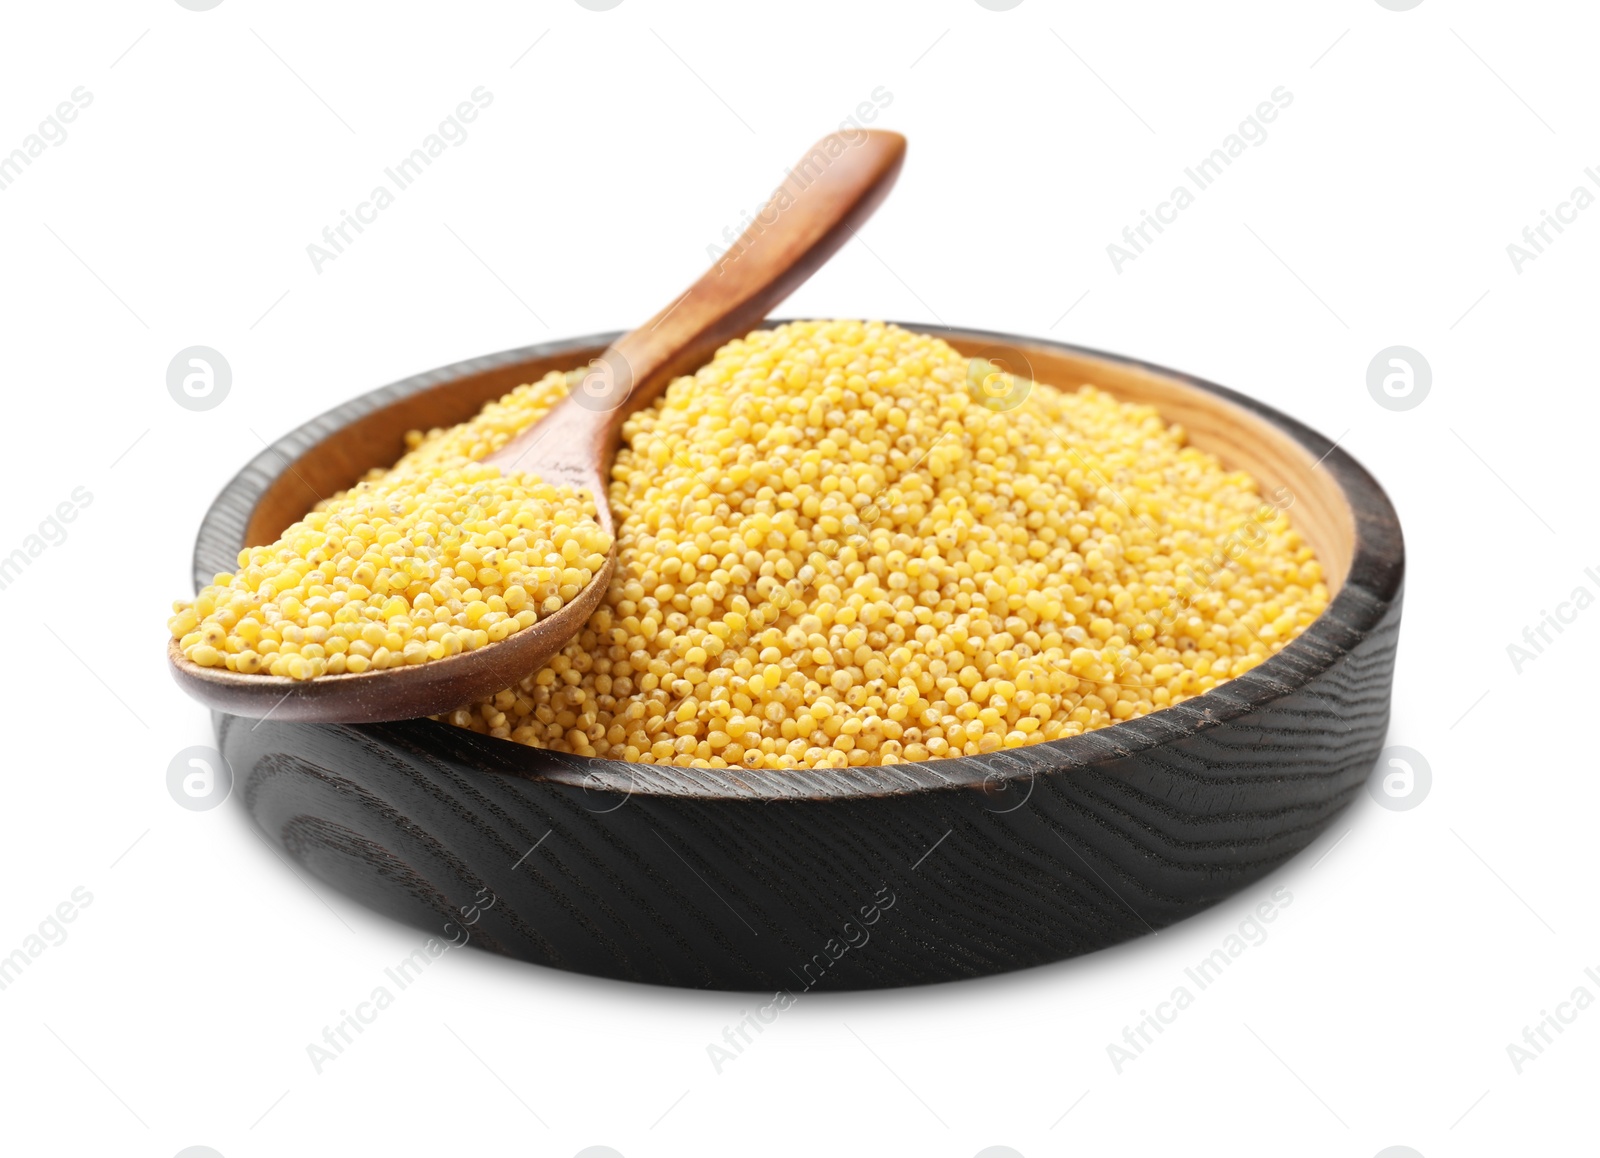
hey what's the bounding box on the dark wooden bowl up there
[199,324,1403,991]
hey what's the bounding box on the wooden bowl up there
[200,325,1403,991]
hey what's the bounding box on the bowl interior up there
[243,346,588,550]
[242,327,1353,599]
[1006,343,1353,591]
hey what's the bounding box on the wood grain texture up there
[199,325,1404,991]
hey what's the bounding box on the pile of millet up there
[435,320,1328,768]
[169,458,612,680]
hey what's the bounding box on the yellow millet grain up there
[332,369,581,495]
[169,461,612,680]
[442,320,1329,769]
[393,370,580,472]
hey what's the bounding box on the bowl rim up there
[197,321,1404,802]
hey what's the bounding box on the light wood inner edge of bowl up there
[244,349,598,550]
[244,335,1353,597]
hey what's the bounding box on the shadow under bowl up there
[197,323,1404,991]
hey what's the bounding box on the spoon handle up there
[488,129,907,492]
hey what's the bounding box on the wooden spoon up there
[169,129,908,722]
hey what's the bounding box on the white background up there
[0,1,1592,1155]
